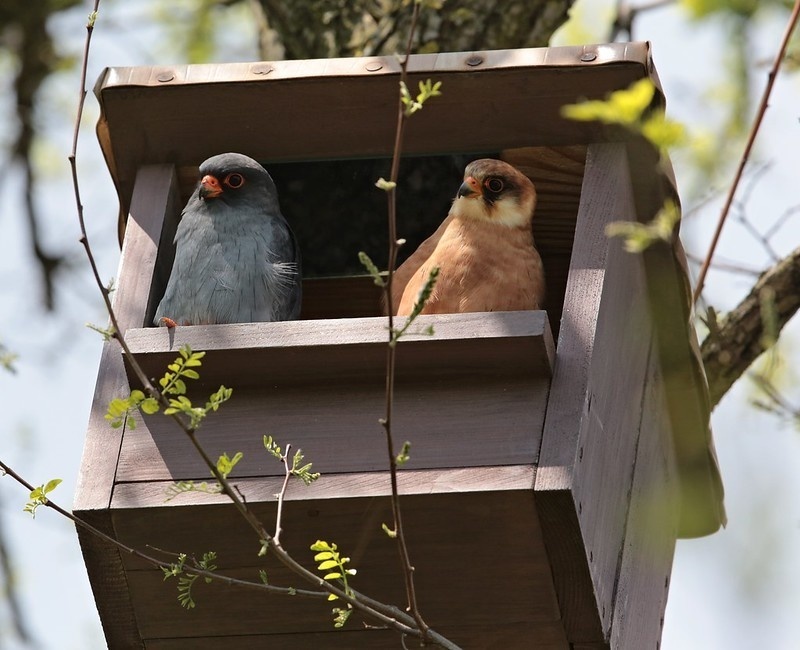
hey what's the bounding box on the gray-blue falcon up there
[154,153,301,326]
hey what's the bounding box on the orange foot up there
[159,317,178,328]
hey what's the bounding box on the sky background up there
[1,1,799,648]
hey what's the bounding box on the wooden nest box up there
[75,42,725,649]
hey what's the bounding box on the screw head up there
[465,54,483,67]
[580,52,597,62]
[365,61,383,72]
[156,71,174,83]
[251,64,273,75]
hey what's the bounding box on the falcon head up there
[196,152,279,210]
[454,159,536,227]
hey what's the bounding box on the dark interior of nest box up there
[147,146,586,337]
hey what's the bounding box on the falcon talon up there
[160,317,178,329]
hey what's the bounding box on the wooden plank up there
[502,146,586,338]
[574,233,651,637]
[75,511,143,649]
[111,490,563,642]
[74,165,178,512]
[95,44,658,217]
[144,622,569,650]
[126,311,554,372]
[536,490,605,644]
[74,165,181,650]
[610,339,678,650]
[113,164,181,332]
[114,373,549,482]
[535,142,651,643]
[111,465,536,510]
[537,143,631,485]
[123,310,554,385]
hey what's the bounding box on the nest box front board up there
[75,42,723,649]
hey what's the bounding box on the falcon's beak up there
[199,174,223,199]
[457,175,482,199]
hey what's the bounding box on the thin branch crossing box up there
[76,42,724,649]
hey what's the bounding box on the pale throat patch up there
[453,194,532,228]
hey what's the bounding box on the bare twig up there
[0,458,325,601]
[692,0,800,304]
[379,1,431,640]
[274,444,293,546]
[685,252,762,277]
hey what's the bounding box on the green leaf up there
[358,251,386,287]
[381,523,397,538]
[317,560,339,571]
[264,435,282,459]
[391,265,440,344]
[85,322,116,341]
[605,200,680,252]
[141,397,160,415]
[216,451,243,478]
[323,572,342,580]
[43,478,62,494]
[641,113,686,150]
[106,398,127,418]
[314,551,334,561]
[396,441,411,466]
[24,478,62,518]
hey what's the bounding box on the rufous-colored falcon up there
[391,158,545,315]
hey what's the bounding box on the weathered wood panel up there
[111,490,565,647]
[572,167,651,636]
[114,165,181,332]
[144,622,569,650]
[536,142,645,643]
[95,44,656,217]
[75,510,143,650]
[114,311,553,484]
[609,339,678,650]
[111,465,536,512]
[74,165,180,650]
[114,374,548,482]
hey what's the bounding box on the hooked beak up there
[457,175,482,199]
[199,174,223,199]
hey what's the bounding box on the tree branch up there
[692,0,800,304]
[701,245,800,408]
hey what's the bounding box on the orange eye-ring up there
[224,173,245,189]
[485,177,504,193]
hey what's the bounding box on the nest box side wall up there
[535,142,680,646]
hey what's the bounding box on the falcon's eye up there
[485,177,504,193]
[224,173,245,189]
